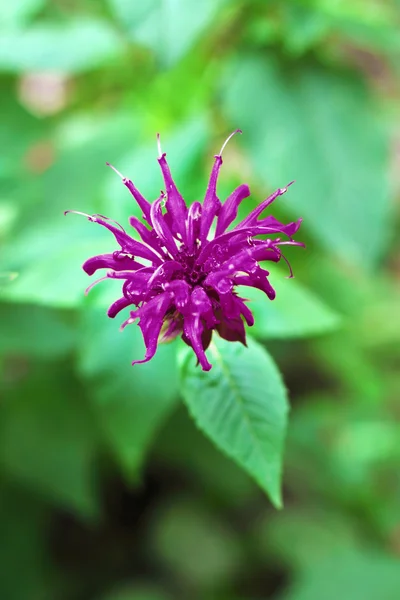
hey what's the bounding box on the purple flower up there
[66,131,303,371]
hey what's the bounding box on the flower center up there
[176,245,205,286]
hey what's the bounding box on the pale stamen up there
[219,129,242,156]
[275,240,306,248]
[64,210,93,220]
[92,214,127,234]
[84,275,109,295]
[106,162,125,179]
[156,133,162,158]
[280,180,295,194]
[120,315,136,331]
[278,251,294,278]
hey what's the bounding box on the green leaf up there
[242,273,341,339]
[107,0,226,66]
[179,336,289,507]
[0,20,122,73]
[223,56,390,268]
[0,367,100,519]
[78,310,179,479]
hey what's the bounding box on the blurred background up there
[1,0,400,599]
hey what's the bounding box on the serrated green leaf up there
[223,56,390,268]
[0,20,122,73]
[179,336,289,507]
[242,273,341,339]
[78,310,179,479]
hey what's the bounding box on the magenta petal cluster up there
[66,131,303,371]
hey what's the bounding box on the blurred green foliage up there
[1,0,400,598]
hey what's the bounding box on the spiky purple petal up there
[66,132,304,370]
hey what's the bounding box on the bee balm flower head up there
[65,131,303,371]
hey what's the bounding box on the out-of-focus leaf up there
[223,56,390,268]
[280,4,330,55]
[0,116,207,309]
[0,229,112,308]
[355,292,400,348]
[298,254,372,316]
[150,498,241,589]
[0,112,140,307]
[48,112,141,215]
[335,420,400,466]
[0,111,140,308]
[78,309,179,480]
[0,368,99,518]
[285,396,399,513]
[0,0,45,27]
[0,89,46,178]
[107,0,226,65]
[255,507,359,572]
[242,272,341,339]
[179,336,289,507]
[0,303,77,358]
[100,583,172,600]
[0,483,53,600]
[277,0,400,56]
[0,106,126,306]
[103,116,210,223]
[0,272,18,289]
[316,0,400,55]
[0,202,18,236]
[0,21,122,73]
[279,549,400,600]
[312,332,385,401]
